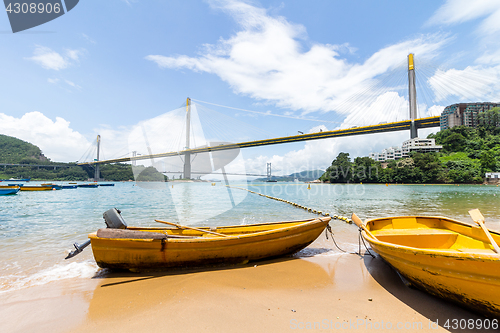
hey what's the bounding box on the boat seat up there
[96,228,198,239]
[372,228,456,236]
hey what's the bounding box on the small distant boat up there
[0,186,20,195]
[0,177,30,182]
[70,208,330,270]
[8,183,24,187]
[41,184,62,190]
[19,185,53,191]
[78,184,99,188]
[352,213,500,318]
[61,185,78,189]
[98,183,115,187]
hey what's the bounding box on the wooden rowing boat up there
[353,214,500,318]
[89,216,331,270]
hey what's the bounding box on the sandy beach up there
[0,230,493,333]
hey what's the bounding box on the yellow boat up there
[88,211,330,270]
[19,185,53,191]
[352,213,500,318]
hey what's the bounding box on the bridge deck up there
[78,116,440,165]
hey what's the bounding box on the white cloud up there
[26,46,84,71]
[427,0,500,35]
[27,46,68,70]
[47,78,59,84]
[64,79,81,89]
[0,112,91,162]
[428,66,500,102]
[81,33,96,44]
[146,0,448,115]
[65,49,82,61]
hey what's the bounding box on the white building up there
[369,138,442,162]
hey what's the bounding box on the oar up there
[351,213,378,240]
[468,209,500,254]
[154,220,229,237]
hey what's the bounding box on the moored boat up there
[19,185,53,191]
[61,185,78,189]
[73,209,330,270]
[0,186,20,195]
[41,183,62,190]
[352,213,500,318]
[77,183,98,188]
[0,177,30,182]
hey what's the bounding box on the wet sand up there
[0,233,492,333]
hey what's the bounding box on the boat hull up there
[0,187,20,195]
[362,216,500,318]
[89,217,330,270]
[19,186,53,191]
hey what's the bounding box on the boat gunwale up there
[362,215,500,260]
[88,217,331,243]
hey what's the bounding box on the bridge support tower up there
[408,53,418,139]
[94,135,101,181]
[183,98,192,179]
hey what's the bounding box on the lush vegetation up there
[0,134,48,164]
[320,122,500,184]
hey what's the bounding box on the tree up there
[442,132,467,152]
[320,152,352,183]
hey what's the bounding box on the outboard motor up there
[103,208,127,229]
[65,208,127,259]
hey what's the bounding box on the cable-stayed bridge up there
[78,54,452,179]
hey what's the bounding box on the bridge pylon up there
[183,97,192,179]
[408,53,418,139]
[94,135,101,181]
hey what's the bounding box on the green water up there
[0,181,498,293]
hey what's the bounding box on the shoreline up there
[0,234,490,332]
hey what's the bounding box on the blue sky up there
[1,0,500,177]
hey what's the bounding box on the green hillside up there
[0,134,49,164]
[0,134,141,181]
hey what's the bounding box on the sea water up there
[0,181,499,293]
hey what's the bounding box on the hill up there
[0,134,49,164]
[254,169,324,182]
[0,134,140,181]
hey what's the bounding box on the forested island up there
[320,124,500,184]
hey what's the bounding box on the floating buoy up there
[307,184,311,190]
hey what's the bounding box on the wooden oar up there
[154,220,229,237]
[351,213,378,240]
[468,209,500,254]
